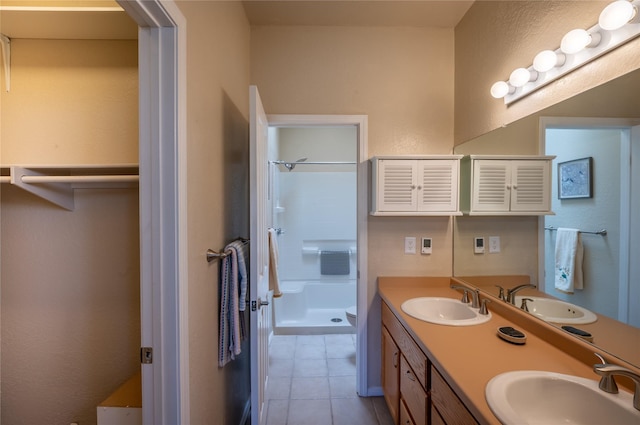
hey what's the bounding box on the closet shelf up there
[1,164,139,210]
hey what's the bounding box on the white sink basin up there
[400,297,491,326]
[486,370,640,425]
[514,296,597,325]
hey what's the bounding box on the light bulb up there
[490,81,512,99]
[561,29,602,54]
[509,68,538,87]
[533,50,566,73]
[599,0,637,31]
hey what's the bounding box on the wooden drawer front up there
[399,399,416,425]
[431,407,446,425]
[382,302,428,387]
[400,356,427,425]
[382,326,400,423]
[430,367,478,425]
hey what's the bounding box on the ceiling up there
[0,0,475,40]
[243,1,475,28]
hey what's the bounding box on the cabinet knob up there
[406,370,416,381]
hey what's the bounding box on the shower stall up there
[269,126,357,334]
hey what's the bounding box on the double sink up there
[400,295,640,424]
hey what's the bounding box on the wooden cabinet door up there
[382,326,400,423]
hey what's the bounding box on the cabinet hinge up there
[141,347,153,364]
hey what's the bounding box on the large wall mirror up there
[453,67,640,368]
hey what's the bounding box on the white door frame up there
[267,114,369,395]
[117,1,188,424]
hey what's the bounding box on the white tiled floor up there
[266,334,394,425]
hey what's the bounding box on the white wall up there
[274,127,357,281]
[544,128,623,319]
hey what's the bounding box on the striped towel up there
[218,240,248,367]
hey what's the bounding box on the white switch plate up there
[489,236,501,253]
[405,237,417,254]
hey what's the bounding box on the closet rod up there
[19,175,139,184]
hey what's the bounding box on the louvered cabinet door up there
[376,159,418,212]
[510,160,551,212]
[417,160,459,212]
[471,160,511,212]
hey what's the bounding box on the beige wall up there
[174,1,252,423]
[455,0,640,145]
[0,39,139,424]
[251,24,455,389]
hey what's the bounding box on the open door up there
[249,85,270,425]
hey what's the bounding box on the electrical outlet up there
[489,236,501,253]
[404,237,417,254]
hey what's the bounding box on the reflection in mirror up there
[453,68,640,369]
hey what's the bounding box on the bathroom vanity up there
[378,276,640,425]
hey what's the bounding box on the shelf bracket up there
[11,166,74,210]
[0,33,10,92]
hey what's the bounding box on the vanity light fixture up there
[491,0,640,104]
[490,81,514,98]
[509,68,538,87]
[599,0,639,31]
[560,29,602,54]
[490,81,514,99]
[533,50,566,73]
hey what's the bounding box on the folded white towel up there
[554,228,584,294]
[268,228,283,298]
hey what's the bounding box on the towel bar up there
[545,226,607,236]
[206,238,249,263]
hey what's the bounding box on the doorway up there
[540,117,640,327]
[270,125,357,335]
[265,114,369,396]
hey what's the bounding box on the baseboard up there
[366,386,384,397]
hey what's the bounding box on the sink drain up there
[331,318,343,323]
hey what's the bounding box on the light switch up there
[489,236,501,253]
[404,237,417,254]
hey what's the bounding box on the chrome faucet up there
[593,353,640,411]
[505,284,536,305]
[450,284,479,308]
[495,285,507,302]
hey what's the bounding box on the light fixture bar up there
[501,8,640,104]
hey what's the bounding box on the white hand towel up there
[268,228,283,298]
[554,228,584,294]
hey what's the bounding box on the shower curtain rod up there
[271,160,356,165]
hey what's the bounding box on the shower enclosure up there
[269,126,357,334]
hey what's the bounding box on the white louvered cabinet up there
[460,155,555,215]
[370,156,463,216]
